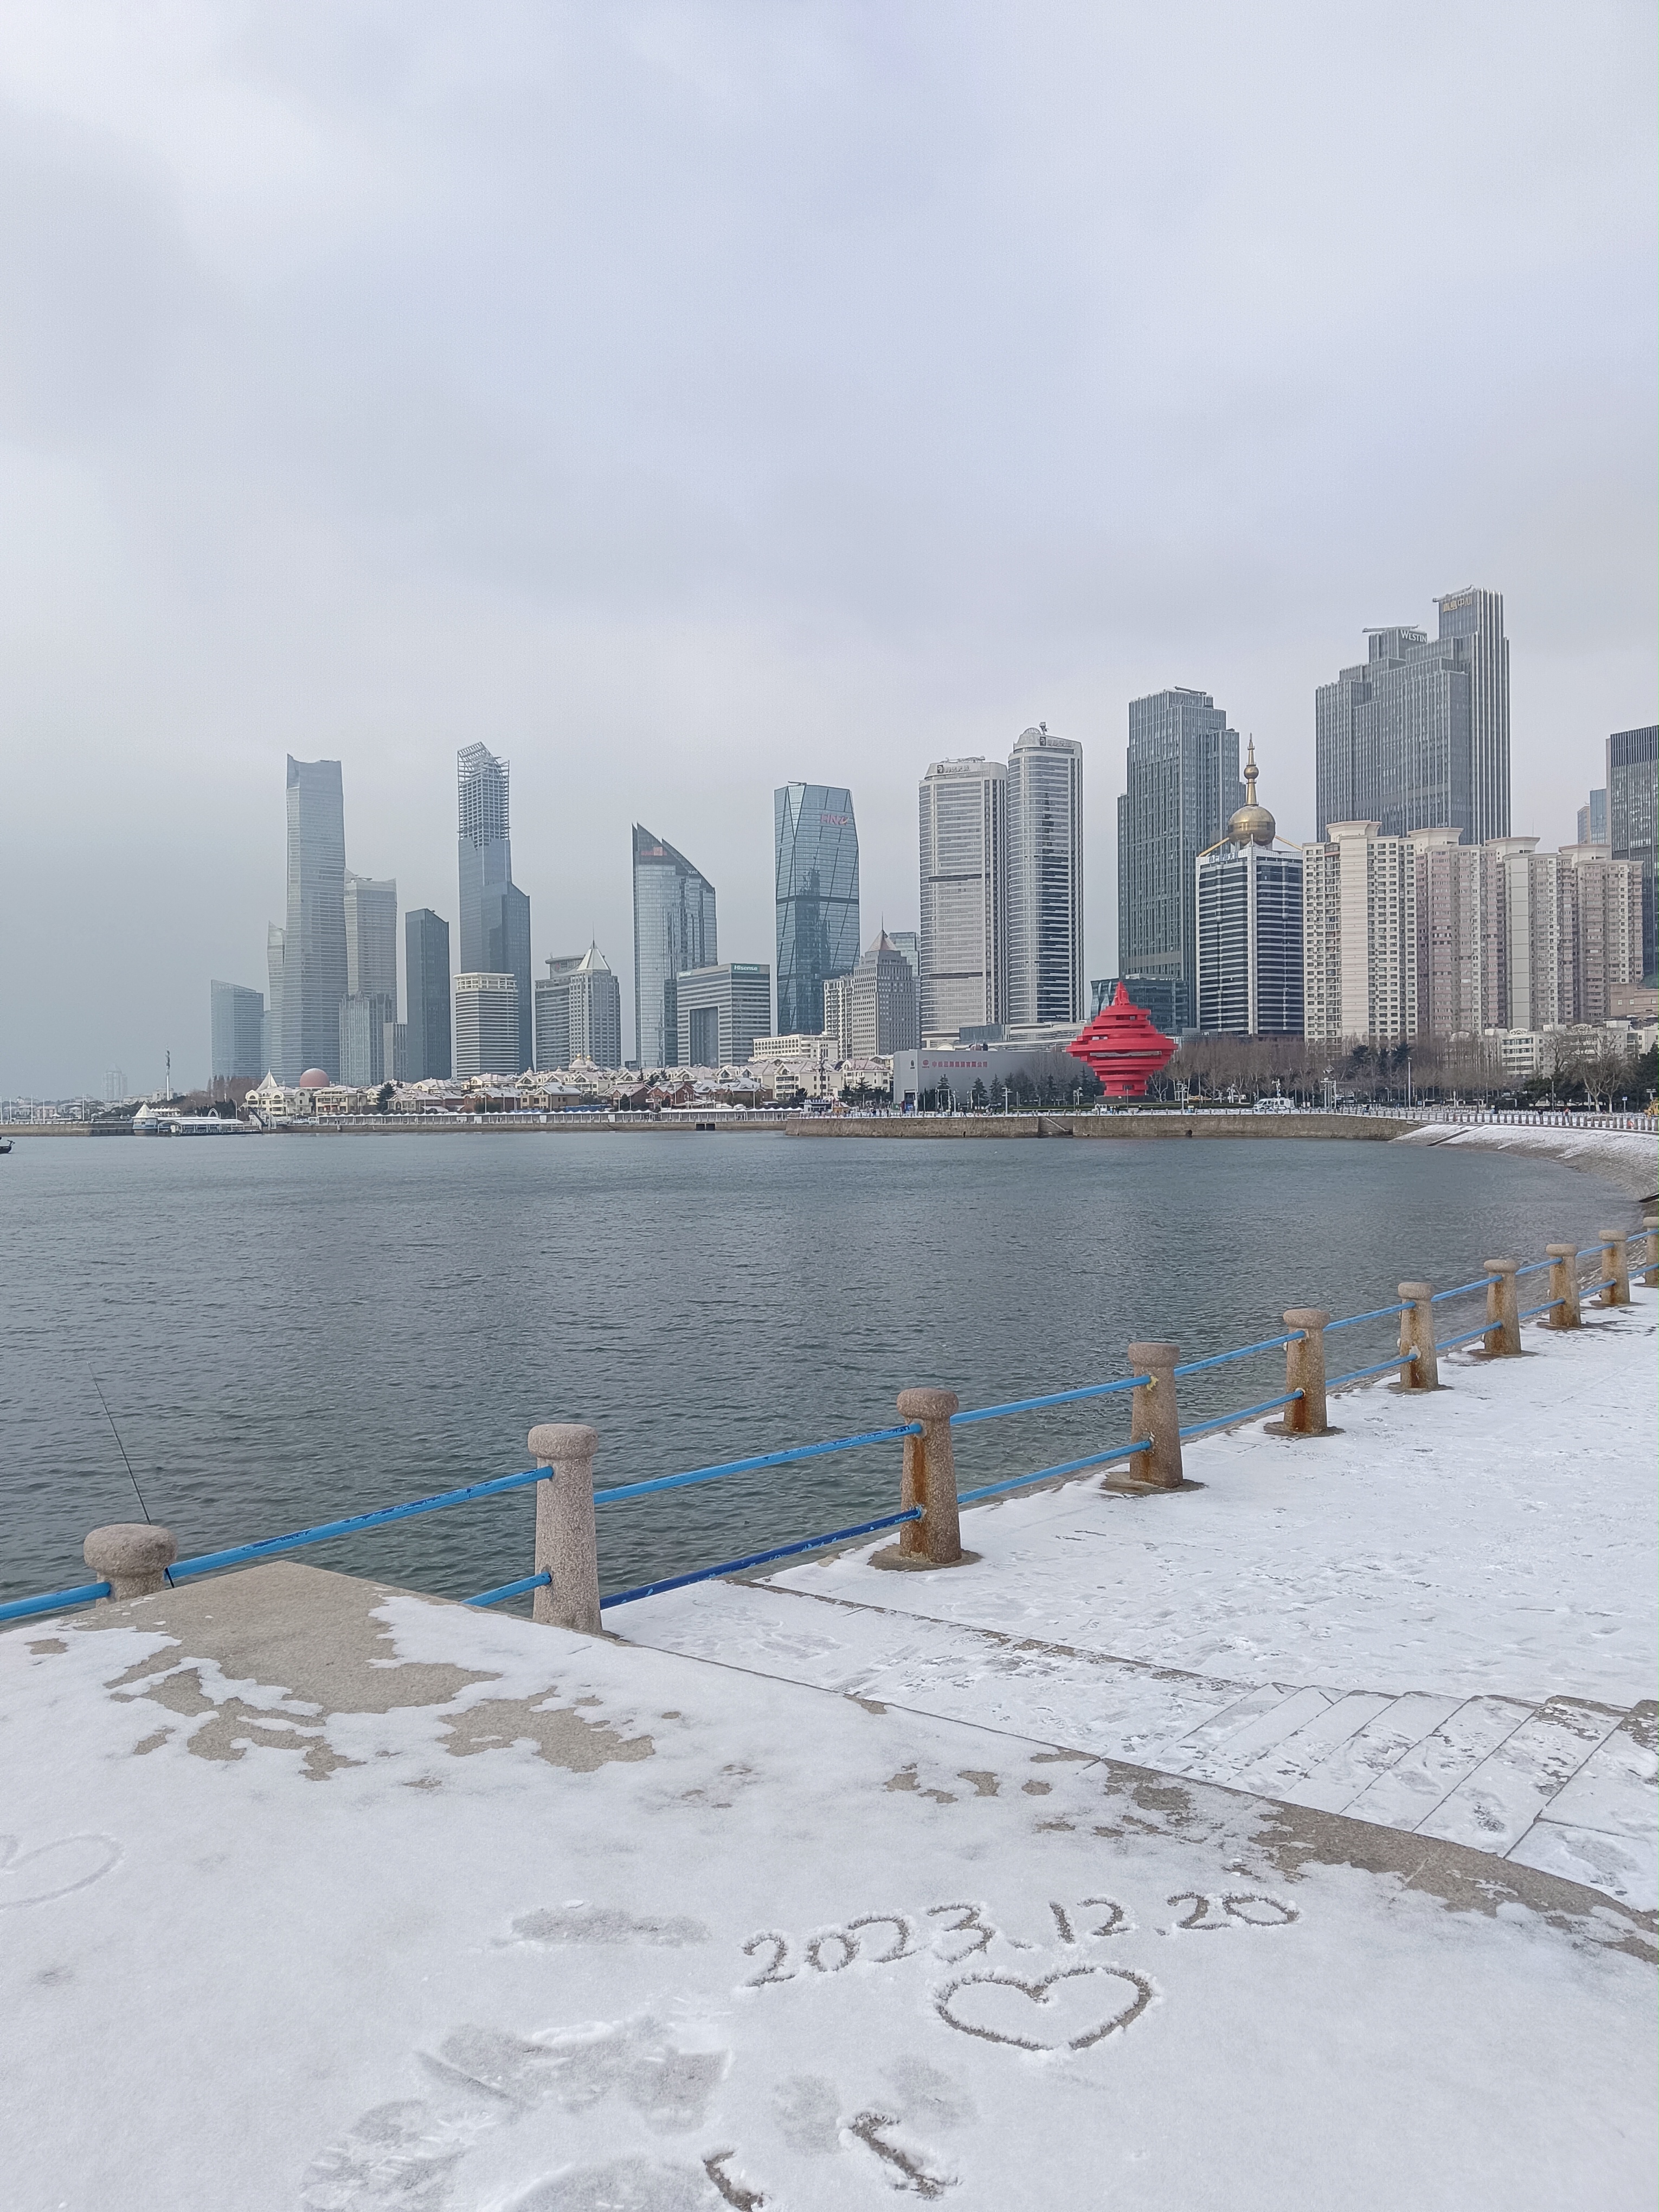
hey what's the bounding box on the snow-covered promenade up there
[4,1290,1654,2209]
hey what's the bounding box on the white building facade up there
[1005,725,1084,1027]
[454,972,522,1078]
[918,757,1006,1040]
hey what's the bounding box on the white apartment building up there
[1303,822,1418,1045]
[454,972,521,1079]
[918,757,1006,1038]
[1005,725,1084,1027]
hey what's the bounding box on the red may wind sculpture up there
[1066,982,1178,1099]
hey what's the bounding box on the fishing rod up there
[88,1369,174,1586]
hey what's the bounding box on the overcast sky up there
[1,1,1654,1094]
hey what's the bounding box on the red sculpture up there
[1066,982,1178,1099]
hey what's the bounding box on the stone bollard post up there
[1598,1229,1630,1308]
[1127,1342,1184,1488]
[84,1523,177,1600]
[1280,1311,1332,1436]
[528,1424,602,1635]
[1642,1213,1658,1290]
[1481,1259,1521,1356]
[885,1388,964,1566]
[1545,1245,1580,1330]
[1396,1285,1439,1391]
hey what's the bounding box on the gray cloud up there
[0,0,1652,1091]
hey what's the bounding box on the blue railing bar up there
[1518,1299,1566,1320]
[1574,1246,1603,1261]
[950,1375,1150,1426]
[1179,1390,1303,1441]
[1513,1258,1555,1278]
[596,1507,924,1610]
[1429,1276,1500,1304]
[593,1423,924,1507]
[464,1570,552,1609]
[1173,1332,1303,1376]
[1324,1301,1412,1333]
[169,1464,548,1583]
[1435,1324,1494,1352]
[0,1578,113,1625]
[1328,1354,1409,1390]
[957,1438,1153,1504]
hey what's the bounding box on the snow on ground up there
[1397,1121,1658,1199]
[3,1562,1654,2212]
[750,1296,1658,1709]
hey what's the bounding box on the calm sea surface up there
[0,1129,1638,1609]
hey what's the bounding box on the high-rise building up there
[1607,725,1656,980]
[280,756,348,1080]
[1315,589,1510,847]
[338,993,396,1087]
[1006,725,1084,1027]
[454,973,522,1079]
[1302,822,1418,1046]
[918,757,1007,1039]
[404,910,452,1082]
[774,785,860,1037]
[1577,790,1608,847]
[1558,843,1644,1025]
[535,945,623,1071]
[888,930,920,988]
[632,825,717,1068]
[1194,745,1303,1037]
[1412,829,1503,1040]
[263,924,286,1077]
[1117,690,1242,1034]
[1495,840,1560,1032]
[1089,975,1182,1033]
[824,931,921,1059]
[344,873,398,1007]
[676,963,771,1067]
[457,744,532,1072]
[209,981,265,1081]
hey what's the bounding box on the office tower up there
[264,924,286,1077]
[888,930,919,987]
[1117,690,1242,1033]
[454,973,522,1078]
[676,963,771,1067]
[824,931,921,1059]
[1006,725,1084,1027]
[632,825,718,1067]
[1577,790,1608,848]
[1194,745,1303,1037]
[404,910,453,1081]
[1090,975,1182,1033]
[774,785,860,1036]
[209,981,265,1081]
[1315,589,1510,846]
[338,993,395,1086]
[458,744,532,1072]
[280,756,348,1079]
[1607,725,1657,979]
[1302,822,1418,1045]
[535,945,623,1071]
[344,873,398,1006]
[918,757,1006,1039]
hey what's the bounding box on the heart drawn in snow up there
[0,1833,121,1908]
[935,1963,1154,2052]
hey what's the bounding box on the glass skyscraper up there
[344,873,398,1005]
[209,980,265,1081]
[1315,589,1510,847]
[1116,691,1242,1034]
[279,756,348,1080]
[457,743,532,1073]
[632,824,717,1068]
[404,909,452,1081]
[1607,724,1657,980]
[1006,725,1084,1026]
[918,757,1006,1038]
[774,784,860,1036]
[1194,745,1303,1037]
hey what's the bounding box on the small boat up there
[0,1135,11,1154]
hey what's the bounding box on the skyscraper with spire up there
[457,743,532,1073]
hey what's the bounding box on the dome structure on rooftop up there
[298,1068,331,1089]
[1228,740,1276,846]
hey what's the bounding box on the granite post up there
[1482,1259,1521,1356]
[1281,1310,1331,1435]
[83,1523,177,1600]
[528,1423,602,1634]
[1598,1230,1630,1308]
[1545,1245,1581,1330]
[1397,1284,1439,1390]
[890,1388,964,1565]
[1127,1342,1183,1488]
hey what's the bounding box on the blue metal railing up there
[2,1230,1647,1630]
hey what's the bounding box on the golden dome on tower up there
[1228,740,1276,846]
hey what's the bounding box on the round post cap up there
[1481,1257,1519,1274]
[83,1523,178,1577]
[528,1423,599,1465]
[1545,1244,1577,1258]
[1126,1341,1180,1366]
[896,1387,961,1422]
[1397,1283,1433,1300]
[1283,1308,1330,1329]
